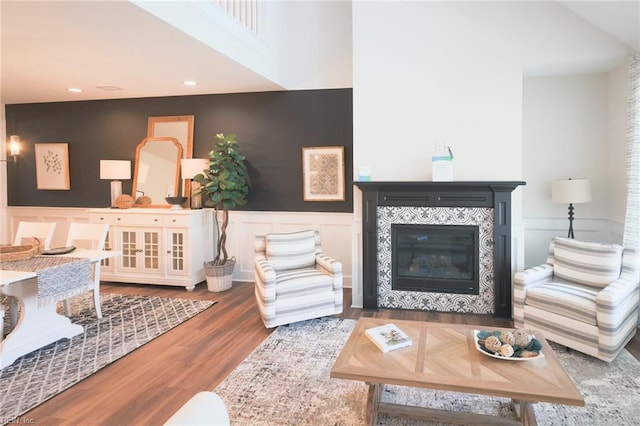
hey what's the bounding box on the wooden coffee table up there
[330,318,584,425]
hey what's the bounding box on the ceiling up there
[560,1,640,52]
[0,1,282,105]
[1,1,638,105]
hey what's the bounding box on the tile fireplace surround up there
[355,181,525,319]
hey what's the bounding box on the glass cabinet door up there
[117,228,162,274]
[119,230,138,271]
[166,230,188,276]
[142,230,161,272]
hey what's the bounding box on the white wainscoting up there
[5,207,623,312]
[5,207,355,289]
[224,211,354,286]
[522,217,623,268]
[5,207,94,248]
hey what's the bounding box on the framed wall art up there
[302,146,345,201]
[35,143,70,190]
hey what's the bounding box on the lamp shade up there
[8,135,20,156]
[181,158,209,180]
[551,178,591,204]
[100,160,131,180]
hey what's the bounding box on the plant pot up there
[203,258,235,292]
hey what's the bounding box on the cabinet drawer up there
[91,213,164,226]
[163,215,192,227]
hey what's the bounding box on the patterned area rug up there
[0,293,215,421]
[215,317,640,425]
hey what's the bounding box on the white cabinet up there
[88,208,214,290]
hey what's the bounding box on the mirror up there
[146,115,194,198]
[132,137,183,207]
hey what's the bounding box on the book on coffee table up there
[365,323,412,353]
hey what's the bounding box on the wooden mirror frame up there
[146,115,195,199]
[132,136,183,208]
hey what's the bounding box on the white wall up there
[522,72,627,266]
[523,73,608,219]
[266,0,352,90]
[353,2,524,182]
[351,1,628,183]
[350,1,632,303]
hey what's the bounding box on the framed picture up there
[35,143,70,190]
[302,146,345,201]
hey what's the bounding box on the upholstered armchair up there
[254,230,343,328]
[514,237,640,362]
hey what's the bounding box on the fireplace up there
[355,181,525,319]
[392,224,479,294]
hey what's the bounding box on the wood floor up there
[22,281,640,425]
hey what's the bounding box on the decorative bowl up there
[165,196,188,209]
[474,330,544,361]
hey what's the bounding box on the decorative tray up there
[0,238,41,262]
[474,330,544,361]
[41,246,76,255]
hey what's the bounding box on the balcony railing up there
[215,0,260,35]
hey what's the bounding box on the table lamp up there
[551,178,591,239]
[100,160,131,208]
[181,158,209,209]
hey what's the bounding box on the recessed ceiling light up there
[96,85,124,91]
[183,80,197,86]
[68,87,83,93]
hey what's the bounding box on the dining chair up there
[8,221,57,329]
[13,221,56,250]
[62,223,110,319]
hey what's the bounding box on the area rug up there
[214,317,640,425]
[0,293,215,421]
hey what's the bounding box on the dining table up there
[0,248,121,368]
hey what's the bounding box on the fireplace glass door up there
[391,224,479,294]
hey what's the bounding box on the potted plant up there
[194,133,250,292]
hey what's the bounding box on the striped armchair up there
[254,230,343,328]
[514,237,640,362]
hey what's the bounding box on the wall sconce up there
[181,158,209,209]
[100,160,131,208]
[551,178,591,239]
[2,135,21,163]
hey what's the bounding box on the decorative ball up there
[500,331,516,346]
[115,194,135,209]
[499,344,514,357]
[135,195,152,206]
[484,335,502,353]
[514,330,533,348]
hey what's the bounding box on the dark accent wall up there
[5,88,353,213]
